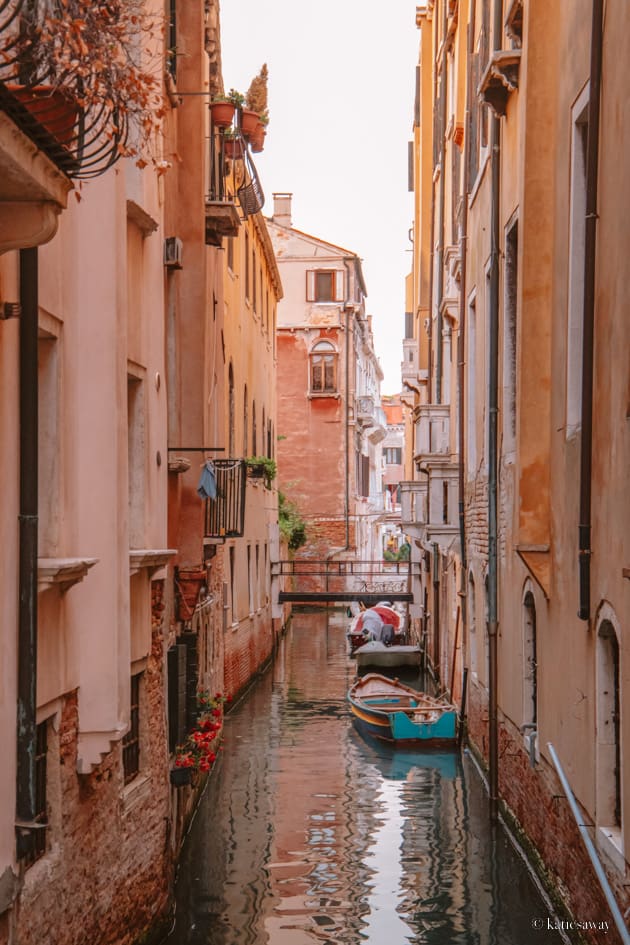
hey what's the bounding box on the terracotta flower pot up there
[249,125,266,153]
[210,100,236,129]
[8,85,79,147]
[240,108,260,138]
[223,136,244,160]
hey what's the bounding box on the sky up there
[220,0,420,395]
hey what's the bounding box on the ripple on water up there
[165,614,559,945]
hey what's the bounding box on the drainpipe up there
[578,0,604,622]
[435,0,448,405]
[432,543,440,681]
[343,259,353,551]
[16,247,39,858]
[458,0,476,677]
[487,0,502,822]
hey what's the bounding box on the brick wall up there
[15,583,172,945]
[224,609,274,702]
[467,684,628,945]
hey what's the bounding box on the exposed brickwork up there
[15,583,171,945]
[467,687,628,945]
[224,609,274,702]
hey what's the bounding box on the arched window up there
[228,364,235,458]
[243,385,248,458]
[522,588,537,730]
[252,401,257,456]
[310,340,337,393]
[262,406,266,455]
[597,615,622,830]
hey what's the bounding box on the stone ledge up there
[38,557,98,592]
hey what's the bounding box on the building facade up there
[0,1,282,942]
[268,193,386,570]
[402,0,630,937]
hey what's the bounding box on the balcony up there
[401,339,419,387]
[204,460,247,539]
[425,462,460,554]
[368,405,387,444]
[414,404,451,464]
[356,395,376,426]
[399,479,429,541]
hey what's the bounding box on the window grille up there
[25,720,48,867]
[122,674,141,784]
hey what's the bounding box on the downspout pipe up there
[458,1,476,673]
[435,0,449,405]
[16,247,39,858]
[578,0,604,622]
[487,0,502,823]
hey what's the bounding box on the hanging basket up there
[210,100,236,129]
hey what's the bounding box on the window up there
[228,364,235,457]
[167,0,177,81]
[503,220,519,455]
[252,249,257,312]
[522,590,537,731]
[127,374,146,549]
[306,269,344,302]
[310,341,337,394]
[39,332,60,555]
[122,673,142,784]
[252,400,257,455]
[25,720,49,866]
[244,232,250,301]
[243,385,248,457]
[566,89,589,437]
[597,618,622,830]
[227,237,234,272]
[466,295,477,473]
[247,545,253,614]
[384,447,402,465]
[405,311,413,339]
[229,546,236,623]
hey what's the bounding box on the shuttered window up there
[123,674,142,783]
[306,269,344,302]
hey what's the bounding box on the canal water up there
[164,612,565,945]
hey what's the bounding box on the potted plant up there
[223,130,244,160]
[246,456,277,489]
[245,65,269,153]
[4,0,165,166]
[170,691,230,787]
[210,96,236,129]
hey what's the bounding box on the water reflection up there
[165,613,560,945]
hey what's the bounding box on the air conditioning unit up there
[163,236,183,270]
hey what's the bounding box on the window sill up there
[308,392,340,400]
[596,826,626,875]
[122,773,152,815]
[38,557,98,593]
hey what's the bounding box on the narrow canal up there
[164,612,566,945]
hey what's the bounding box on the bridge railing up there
[274,559,414,604]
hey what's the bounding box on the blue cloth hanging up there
[197,460,217,500]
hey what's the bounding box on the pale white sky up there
[220,0,419,394]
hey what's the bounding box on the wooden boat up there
[347,673,458,747]
[355,640,421,670]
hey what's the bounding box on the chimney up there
[272,192,292,228]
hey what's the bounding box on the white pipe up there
[547,743,630,944]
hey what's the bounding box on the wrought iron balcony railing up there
[204,459,247,540]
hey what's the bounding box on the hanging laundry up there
[197,460,217,500]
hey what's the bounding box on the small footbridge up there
[272,559,420,607]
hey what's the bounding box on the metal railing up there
[204,460,246,539]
